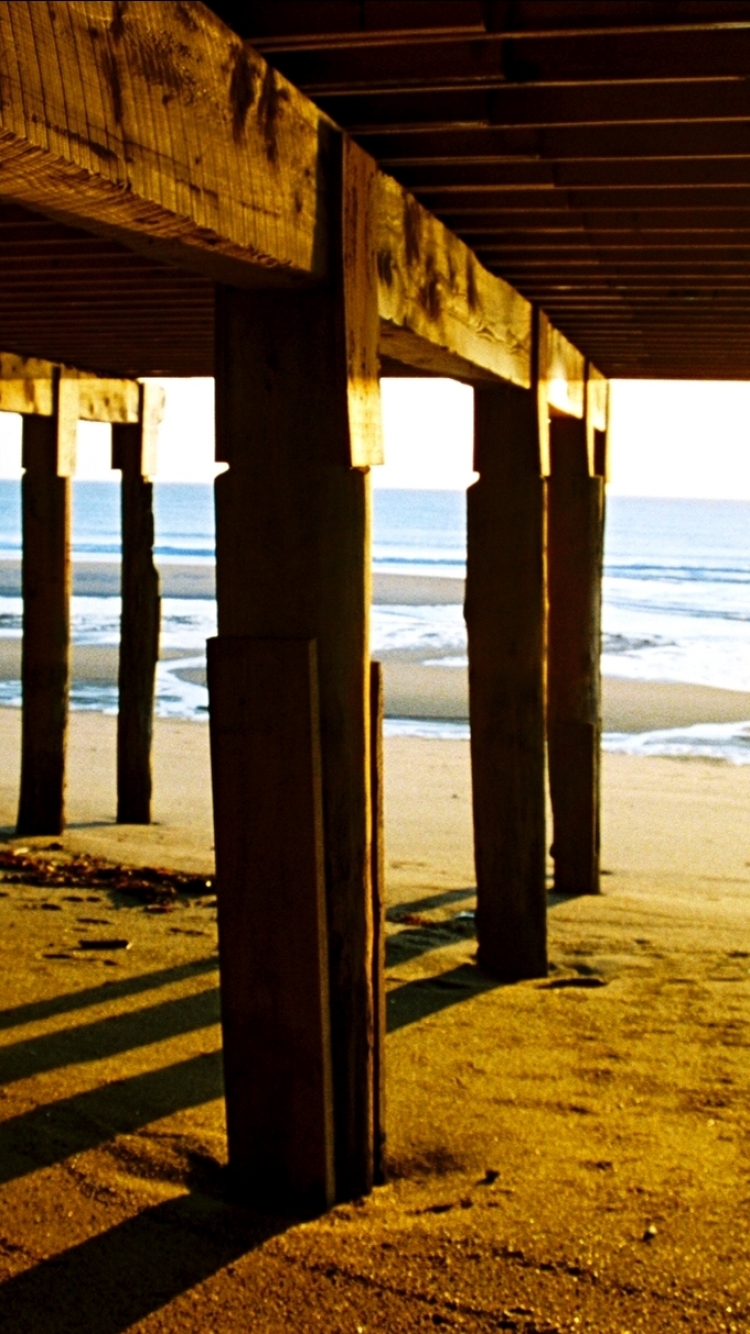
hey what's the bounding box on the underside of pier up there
[1,0,749,1210]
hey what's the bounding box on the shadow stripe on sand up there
[0,1050,223,1187]
[0,955,218,1032]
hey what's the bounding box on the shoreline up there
[2,668,750,736]
[0,559,465,604]
[3,559,750,738]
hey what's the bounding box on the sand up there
[5,559,750,733]
[1,702,750,1329]
[2,558,750,1329]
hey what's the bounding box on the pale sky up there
[1,376,750,497]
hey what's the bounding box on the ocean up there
[2,481,750,760]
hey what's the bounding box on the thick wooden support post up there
[213,278,375,1203]
[465,383,547,980]
[547,417,604,897]
[207,637,335,1211]
[17,416,71,835]
[370,660,386,1184]
[113,423,160,824]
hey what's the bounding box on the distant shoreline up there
[0,559,465,606]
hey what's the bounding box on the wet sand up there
[5,560,750,733]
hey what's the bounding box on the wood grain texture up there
[114,424,160,826]
[538,313,586,420]
[376,171,532,384]
[465,383,547,981]
[17,415,70,836]
[55,372,79,478]
[586,365,609,478]
[546,416,603,898]
[0,352,140,424]
[207,636,335,1212]
[0,1,330,285]
[344,140,384,467]
[214,283,374,1202]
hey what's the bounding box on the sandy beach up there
[2,560,750,1329]
[1,708,750,1329]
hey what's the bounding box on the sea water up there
[2,481,750,759]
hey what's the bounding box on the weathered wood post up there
[17,371,77,836]
[112,384,163,824]
[370,659,386,1183]
[546,414,604,896]
[209,138,383,1208]
[465,382,547,979]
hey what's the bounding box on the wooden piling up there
[465,383,548,980]
[370,660,386,1183]
[213,277,375,1202]
[207,636,335,1211]
[113,423,160,824]
[17,414,71,836]
[546,416,604,896]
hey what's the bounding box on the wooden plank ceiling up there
[0,203,215,378]
[211,0,750,379]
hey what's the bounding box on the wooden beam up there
[0,3,535,386]
[0,0,329,286]
[466,381,547,981]
[16,413,70,836]
[376,171,532,383]
[0,353,141,425]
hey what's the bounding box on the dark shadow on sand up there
[0,1190,291,1334]
[0,984,220,1085]
[385,917,476,968]
[0,955,218,1031]
[386,886,475,919]
[386,962,503,1032]
[0,1048,223,1187]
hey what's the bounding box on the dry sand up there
[1,703,750,1330]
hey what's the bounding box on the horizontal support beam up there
[0,353,142,425]
[0,2,333,287]
[0,4,541,387]
[375,172,531,383]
